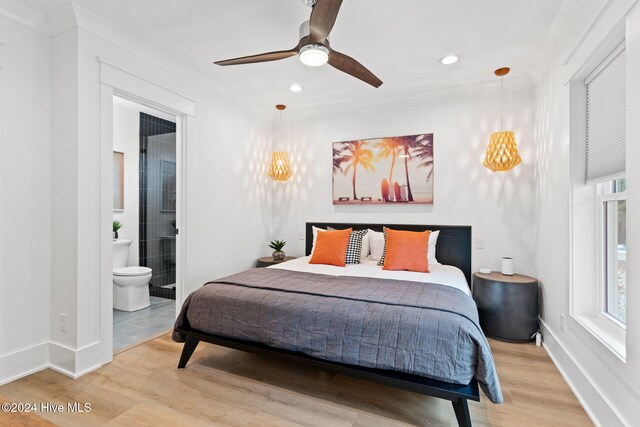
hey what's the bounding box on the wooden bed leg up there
[178,335,200,369]
[452,398,472,427]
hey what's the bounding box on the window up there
[586,42,626,327]
[598,178,626,324]
[113,151,124,211]
[569,37,626,358]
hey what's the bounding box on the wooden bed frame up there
[176,222,478,426]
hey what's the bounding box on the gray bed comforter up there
[173,268,503,403]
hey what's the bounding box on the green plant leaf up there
[268,239,286,251]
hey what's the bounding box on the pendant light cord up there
[279,108,285,151]
[500,75,504,131]
[279,109,282,151]
[275,104,286,151]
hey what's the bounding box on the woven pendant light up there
[268,104,293,181]
[268,151,293,181]
[483,68,521,172]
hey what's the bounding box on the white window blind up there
[585,43,626,183]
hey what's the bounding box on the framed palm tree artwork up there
[332,134,434,204]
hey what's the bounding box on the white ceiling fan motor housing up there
[299,21,310,40]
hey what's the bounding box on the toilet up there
[113,239,152,311]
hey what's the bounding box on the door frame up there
[99,59,194,364]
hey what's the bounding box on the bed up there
[173,223,501,427]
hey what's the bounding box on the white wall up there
[273,83,537,277]
[49,23,82,371]
[184,95,273,288]
[45,3,273,375]
[0,9,51,383]
[112,101,140,266]
[533,0,640,425]
[0,1,272,381]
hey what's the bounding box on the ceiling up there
[19,0,563,110]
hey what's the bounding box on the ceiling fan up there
[214,0,383,88]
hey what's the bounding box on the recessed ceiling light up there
[439,55,459,65]
[289,84,303,93]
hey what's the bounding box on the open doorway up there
[112,96,178,354]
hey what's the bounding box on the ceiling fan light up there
[300,44,329,67]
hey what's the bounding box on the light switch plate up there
[475,237,485,249]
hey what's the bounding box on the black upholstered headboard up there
[305,222,472,286]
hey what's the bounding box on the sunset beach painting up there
[332,134,434,205]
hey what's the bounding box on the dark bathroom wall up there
[139,113,176,295]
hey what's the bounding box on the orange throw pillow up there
[383,229,430,273]
[309,228,352,267]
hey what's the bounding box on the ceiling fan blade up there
[214,49,297,66]
[308,0,343,44]
[328,49,383,88]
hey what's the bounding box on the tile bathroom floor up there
[113,296,176,353]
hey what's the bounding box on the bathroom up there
[112,96,178,353]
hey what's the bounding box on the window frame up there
[595,180,627,328]
[113,150,125,212]
[569,31,627,361]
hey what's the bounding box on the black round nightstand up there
[256,256,297,268]
[472,272,539,343]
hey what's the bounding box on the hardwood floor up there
[0,396,56,426]
[0,335,592,426]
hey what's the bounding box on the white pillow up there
[428,230,440,265]
[311,226,325,254]
[360,232,371,262]
[368,229,385,261]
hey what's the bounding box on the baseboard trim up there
[0,364,49,386]
[47,362,102,379]
[0,341,49,385]
[1,339,107,385]
[540,319,626,427]
[48,340,103,378]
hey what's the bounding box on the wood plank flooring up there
[0,396,56,427]
[0,335,592,426]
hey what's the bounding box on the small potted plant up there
[269,239,286,261]
[113,220,122,240]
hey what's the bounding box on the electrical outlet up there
[298,230,304,240]
[475,237,485,250]
[560,314,565,332]
[60,313,68,332]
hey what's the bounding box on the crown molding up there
[282,75,533,121]
[0,0,49,35]
[44,2,255,112]
[44,1,76,36]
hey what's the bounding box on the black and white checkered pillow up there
[377,228,388,266]
[328,227,367,264]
